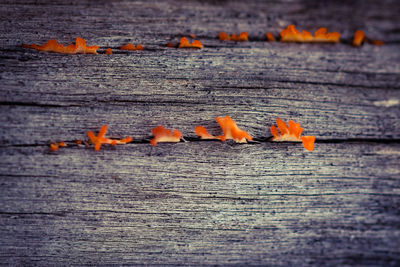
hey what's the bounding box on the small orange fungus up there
[219,32,248,41]
[120,43,143,50]
[371,39,384,46]
[87,125,132,151]
[23,37,99,54]
[196,116,252,143]
[216,116,253,143]
[266,32,275,42]
[178,37,203,49]
[49,141,67,152]
[150,126,182,146]
[105,48,112,54]
[194,126,217,140]
[58,141,67,147]
[280,25,340,43]
[352,30,365,47]
[49,143,59,152]
[270,118,315,151]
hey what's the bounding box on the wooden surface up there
[1,0,400,265]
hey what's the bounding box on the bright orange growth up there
[218,32,248,41]
[105,48,112,54]
[217,116,252,143]
[49,141,67,152]
[266,32,275,42]
[371,40,384,46]
[23,37,99,54]
[58,141,67,147]
[178,37,203,49]
[49,143,59,152]
[194,126,217,140]
[120,43,143,51]
[87,125,132,151]
[280,25,340,43]
[150,126,182,146]
[195,116,252,143]
[270,118,315,151]
[352,30,365,47]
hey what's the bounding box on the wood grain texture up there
[0,0,400,265]
[0,143,399,265]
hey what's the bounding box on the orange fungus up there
[105,48,112,54]
[87,125,132,151]
[270,118,315,151]
[352,30,365,47]
[280,25,340,43]
[23,37,100,54]
[150,126,182,146]
[178,37,203,49]
[120,43,143,50]
[219,32,248,41]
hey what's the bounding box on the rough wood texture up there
[1,0,400,265]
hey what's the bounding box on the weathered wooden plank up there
[1,0,400,47]
[0,143,399,265]
[1,1,400,145]
[1,0,400,265]
[1,44,400,144]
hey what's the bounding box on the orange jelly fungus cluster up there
[87,125,132,151]
[352,30,365,47]
[218,32,248,42]
[23,37,100,54]
[49,141,67,152]
[195,116,253,143]
[150,126,182,146]
[120,43,143,51]
[280,25,340,43]
[178,37,203,49]
[270,118,315,151]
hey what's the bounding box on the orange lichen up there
[105,48,113,54]
[87,125,132,151]
[270,118,315,151]
[166,42,175,48]
[371,39,384,46]
[120,43,143,51]
[218,32,248,41]
[194,126,217,140]
[266,32,276,42]
[74,140,82,145]
[352,30,365,47]
[178,37,203,49]
[23,37,99,54]
[150,126,182,146]
[280,25,340,43]
[216,116,252,143]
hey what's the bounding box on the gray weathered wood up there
[0,0,399,265]
[0,143,399,265]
